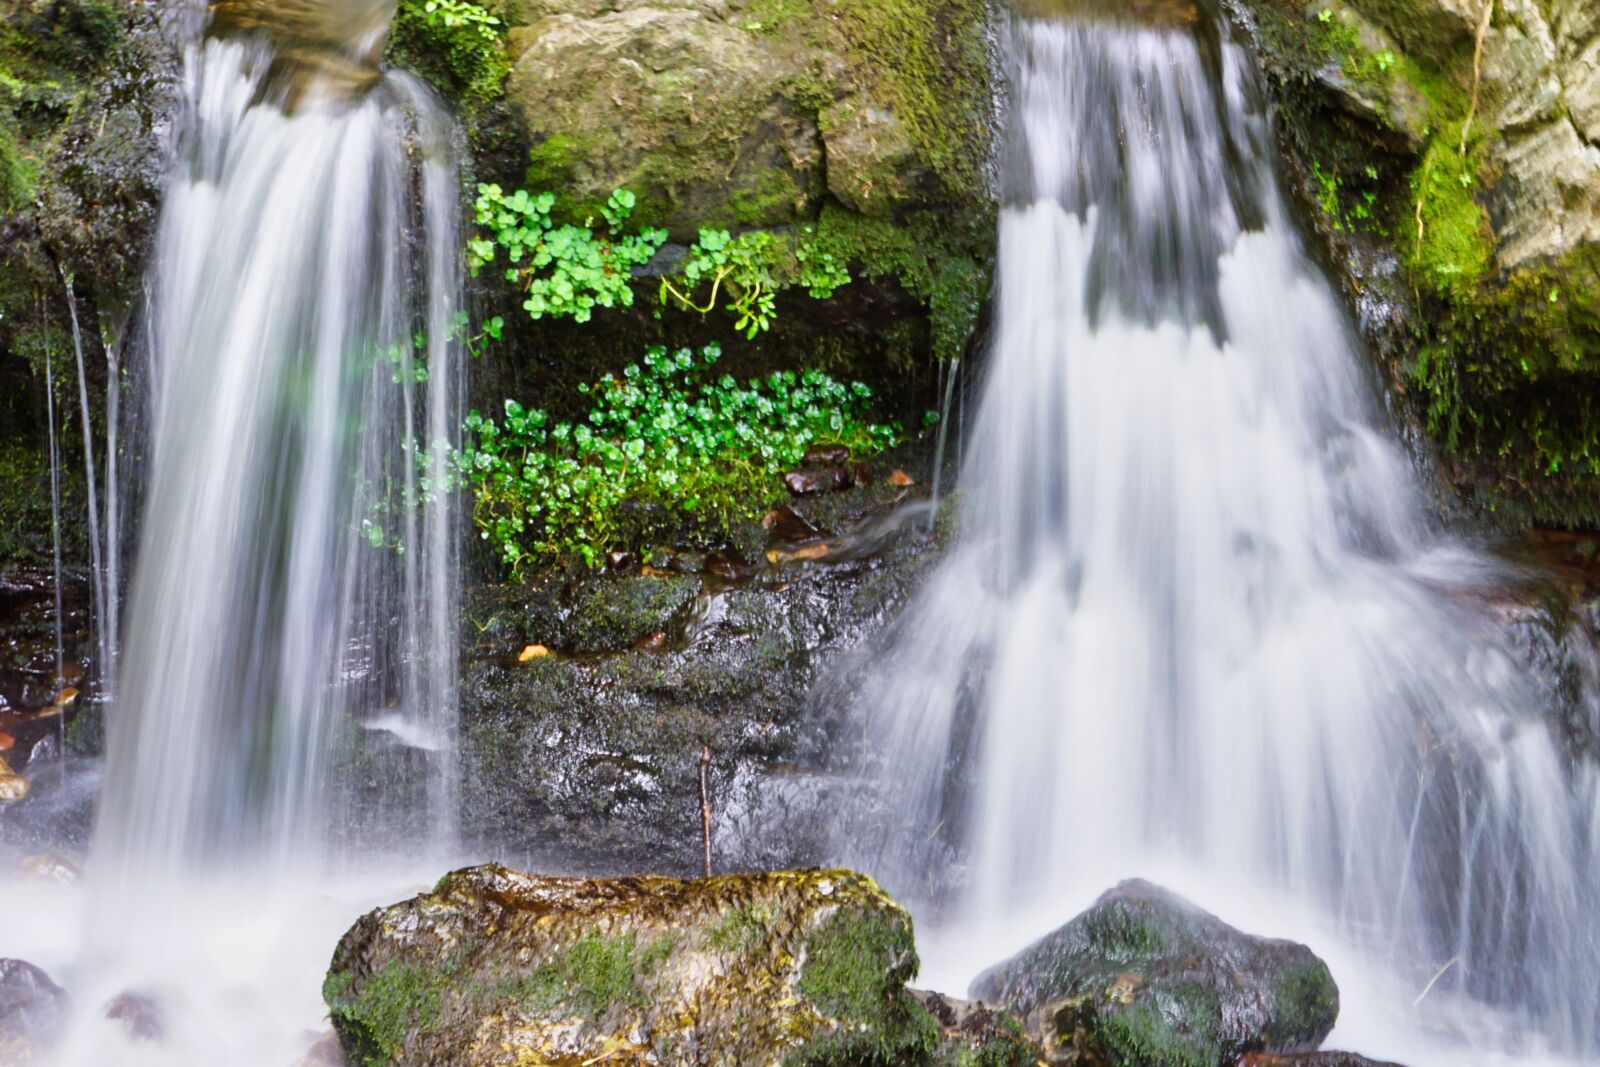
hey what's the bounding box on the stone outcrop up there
[457,453,946,875]
[971,880,1340,1067]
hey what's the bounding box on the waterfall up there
[846,17,1600,1063]
[93,1,463,880]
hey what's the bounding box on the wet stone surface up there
[457,455,948,876]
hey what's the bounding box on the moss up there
[792,905,937,1066]
[810,203,993,361]
[1092,998,1216,1067]
[708,903,776,953]
[1267,959,1339,1048]
[1408,127,1493,296]
[509,930,669,1019]
[324,963,447,1067]
[729,167,806,227]
[831,0,993,202]
[565,573,699,654]
[386,0,510,109]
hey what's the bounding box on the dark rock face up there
[458,469,945,876]
[324,863,939,1067]
[970,880,1340,1067]
[0,958,66,1064]
[913,989,1042,1066]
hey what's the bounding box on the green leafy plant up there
[469,185,668,323]
[657,228,853,339]
[470,186,854,334]
[451,344,912,571]
[390,0,508,103]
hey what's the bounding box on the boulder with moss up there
[970,880,1340,1067]
[1217,0,1600,528]
[324,863,991,1066]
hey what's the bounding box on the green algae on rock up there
[324,864,938,1066]
[970,880,1339,1067]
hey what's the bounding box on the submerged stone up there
[324,864,938,1066]
[970,880,1339,1067]
[0,959,65,1064]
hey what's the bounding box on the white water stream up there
[3,5,465,1063]
[848,18,1600,1066]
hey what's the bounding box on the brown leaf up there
[886,469,915,487]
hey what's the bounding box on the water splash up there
[845,18,1600,1062]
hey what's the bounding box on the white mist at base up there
[0,865,451,1067]
[846,19,1600,1065]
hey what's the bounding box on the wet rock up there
[970,880,1339,1067]
[565,572,701,655]
[762,503,824,542]
[912,989,1041,1065]
[105,992,163,1042]
[804,445,852,467]
[0,959,66,1063]
[633,630,669,653]
[784,468,854,496]
[17,853,81,886]
[458,455,942,875]
[703,548,753,581]
[325,864,937,1067]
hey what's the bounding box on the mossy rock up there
[970,880,1339,1067]
[1219,0,1600,527]
[324,864,940,1066]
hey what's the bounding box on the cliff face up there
[1221,0,1600,528]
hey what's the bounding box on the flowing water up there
[1,4,465,1062]
[847,17,1600,1066]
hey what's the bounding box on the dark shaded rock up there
[913,989,1041,1066]
[785,468,855,496]
[0,958,65,1063]
[971,880,1339,1067]
[325,864,937,1067]
[763,503,824,542]
[105,991,163,1042]
[563,572,700,656]
[805,445,852,467]
[703,548,753,581]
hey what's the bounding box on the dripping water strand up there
[58,272,109,691]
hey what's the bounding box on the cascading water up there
[846,15,1600,1065]
[0,5,465,1064]
[95,0,462,880]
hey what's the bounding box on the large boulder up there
[499,0,993,236]
[970,880,1340,1067]
[0,958,66,1064]
[324,864,940,1066]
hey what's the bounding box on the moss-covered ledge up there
[1219,0,1600,529]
